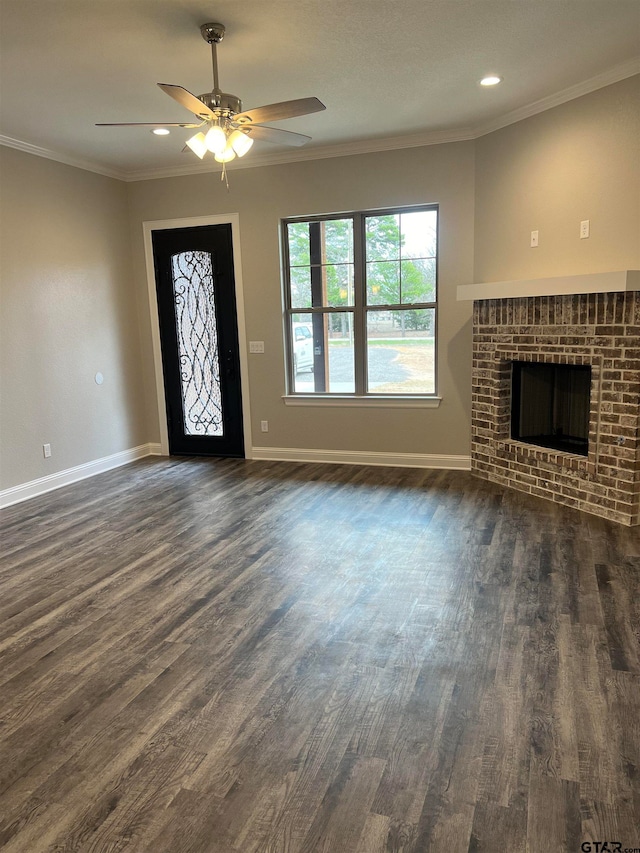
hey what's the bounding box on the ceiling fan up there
[96,22,326,164]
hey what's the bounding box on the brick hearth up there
[471,291,640,525]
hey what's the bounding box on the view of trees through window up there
[284,207,437,395]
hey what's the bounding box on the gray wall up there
[0,148,147,491]
[474,75,640,282]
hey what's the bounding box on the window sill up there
[282,395,442,408]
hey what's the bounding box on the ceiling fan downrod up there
[200,23,225,93]
[195,23,242,117]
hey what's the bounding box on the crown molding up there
[2,60,638,182]
[474,57,640,138]
[0,134,128,181]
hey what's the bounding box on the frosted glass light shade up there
[214,143,236,163]
[205,125,227,154]
[185,132,207,159]
[228,129,253,157]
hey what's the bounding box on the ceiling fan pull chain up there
[220,160,230,192]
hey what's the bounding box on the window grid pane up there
[322,219,354,265]
[287,222,311,267]
[366,308,435,395]
[290,311,355,394]
[400,257,436,305]
[289,263,355,309]
[399,210,438,261]
[366,261,400,305]
[365,214,400,261]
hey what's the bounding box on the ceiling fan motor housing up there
[198,91,242,117]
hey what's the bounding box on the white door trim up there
[142,214,252,458]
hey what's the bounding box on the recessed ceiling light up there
[480,75,502,87]
[152,128,170,135]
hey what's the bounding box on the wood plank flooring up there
[0,457,639,852]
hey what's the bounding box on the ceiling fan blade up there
[157,83,216,120]
[96,122,202,128]
[242,125,311,147]
[234,97,325,126]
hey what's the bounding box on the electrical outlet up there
[530,230,539,248]
[580,219,590,239]
[43,443,51,458]
[249,341,265,353]
[260,420,269,432]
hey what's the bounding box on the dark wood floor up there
[0,458,639,853]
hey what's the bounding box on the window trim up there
[282,204,439,399]
[282,394,442,408]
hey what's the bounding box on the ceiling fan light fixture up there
[228,129,253,157]
[186,131,208,159]
[205,124,227,154]
[214,143,236,163]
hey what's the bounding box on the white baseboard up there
[1,444,469,509]
[0,443,163,509]
[250,446,471,470]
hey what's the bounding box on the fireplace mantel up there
[457,269,640,302]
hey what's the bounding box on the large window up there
[283,206,438,397]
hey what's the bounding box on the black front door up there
[152,224,244,457]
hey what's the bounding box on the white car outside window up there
[293,323,313,373]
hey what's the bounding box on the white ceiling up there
[1,0,639,180]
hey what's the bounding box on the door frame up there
[143,214,252,458]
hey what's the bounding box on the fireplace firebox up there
[510,361,591,456]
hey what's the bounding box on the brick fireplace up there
[458,273,640,525]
